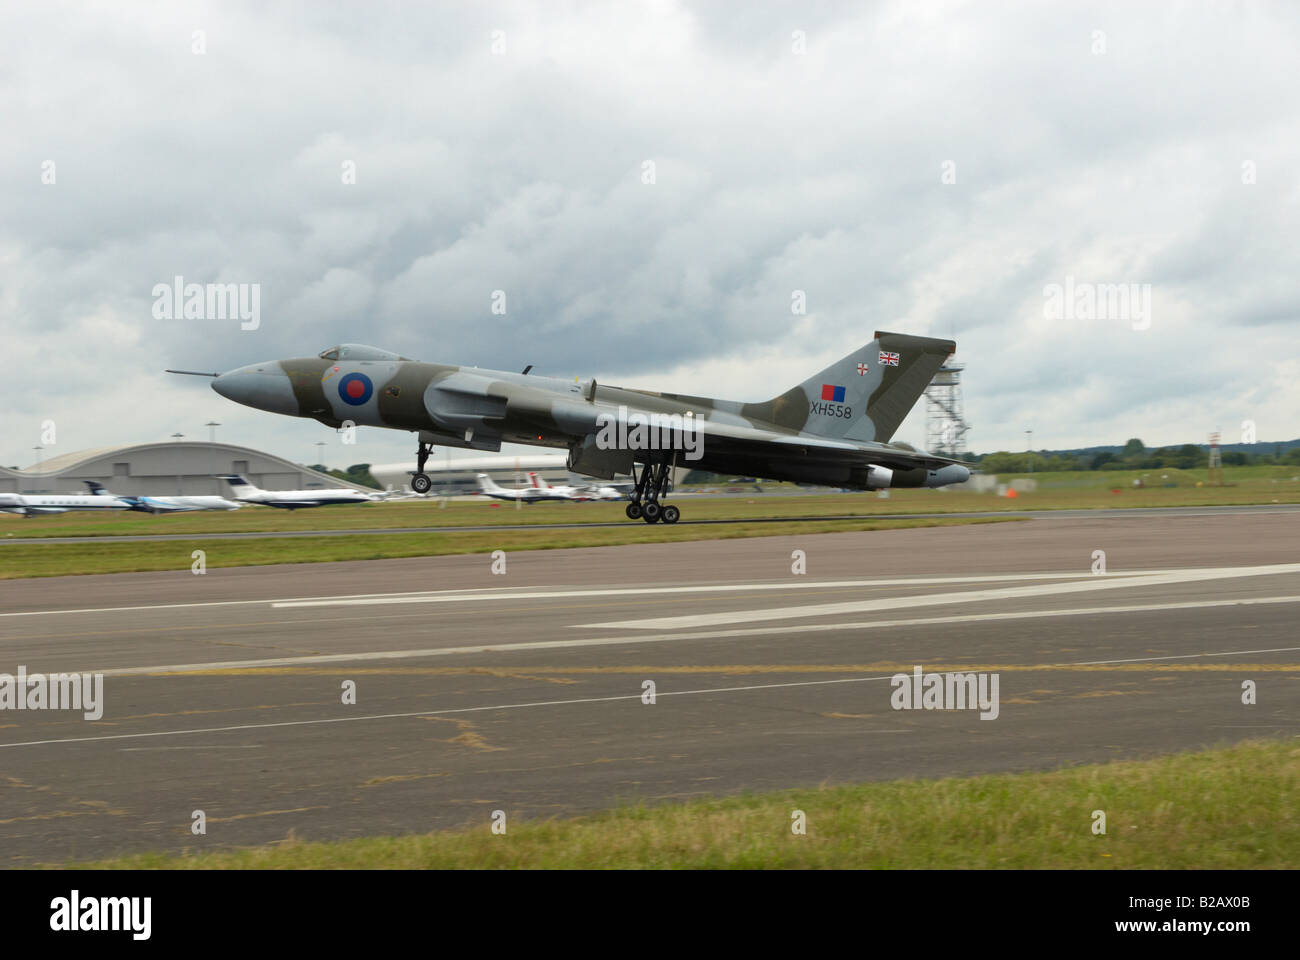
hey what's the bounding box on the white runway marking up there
[0,568,1227,619]
[5,641,1298,750]
[265,573,1135,608]
[64,594,1300,677]
[1080,646,1300,664]
[118,745,264,751]
[579,564,1300,630]
[0,675,900,748]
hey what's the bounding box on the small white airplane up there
[0,488,133,516]
[524,472,628,502]
[215,474,377,509]
[475,473,562,504]
[82,481,242,514]
[525,472,590,501]
[580,482,632,502]
[571,478,633,501]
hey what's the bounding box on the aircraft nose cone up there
[211,363,298,416]
[210,372,236,401]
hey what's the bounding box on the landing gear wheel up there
[642,501,661,523]
[661,504,680,524]
[412,440,435,494]
[625,502,643,520]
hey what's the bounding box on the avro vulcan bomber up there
[175,331,969,523]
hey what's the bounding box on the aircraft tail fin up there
[82,480,111,496]
[215,473,258,492]
[476,473,504,493]
[767,331,955,443]
[527,472,548,489]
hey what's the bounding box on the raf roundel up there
[337,372,373,406]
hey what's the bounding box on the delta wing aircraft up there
[181,332,969,524]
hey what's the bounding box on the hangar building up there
[0,441,372,496]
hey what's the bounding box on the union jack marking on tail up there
[879,351,900,366]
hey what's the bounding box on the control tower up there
[925,362,971,457]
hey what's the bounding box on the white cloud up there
[2,0,1298,471]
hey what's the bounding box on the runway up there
[1,509,1298,864]
[1,502,1297,544]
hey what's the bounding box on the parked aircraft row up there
[0,476,384,517]
[0,471,632,517]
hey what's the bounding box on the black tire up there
[661,504,680,524]
[626,502,643,520]
[642,501,661,521]
[411,473,432,494]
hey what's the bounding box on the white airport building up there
[369,453,575,494]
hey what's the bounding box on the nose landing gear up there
[410,440,434,494]
[627,459,679,524]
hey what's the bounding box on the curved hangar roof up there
[0,441,373,496]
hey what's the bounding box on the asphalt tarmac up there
[1,510,1297,864]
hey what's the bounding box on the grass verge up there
[4,465,1298,541]
[0,515,1019,578]
[75,738,1300,869]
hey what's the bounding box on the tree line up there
[974,438,1300,473]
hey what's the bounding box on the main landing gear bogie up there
[627,459,681,524]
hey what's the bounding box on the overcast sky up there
[3,1,1297,472]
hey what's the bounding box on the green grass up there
[3,464,1297,542]
[73,738,1300,869]
[0,515,1018,578]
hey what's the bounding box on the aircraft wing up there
[515,390,969,473]
[606,412,967,471]
[751,429,967,470]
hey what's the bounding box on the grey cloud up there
[3,1,1299,468]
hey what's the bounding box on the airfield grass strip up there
[76,738,1300,869]
[4,466,1298,541]
[0,515,1019,579]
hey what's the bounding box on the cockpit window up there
[318,344,409,362]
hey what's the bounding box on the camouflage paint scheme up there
[211,332,970,489]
